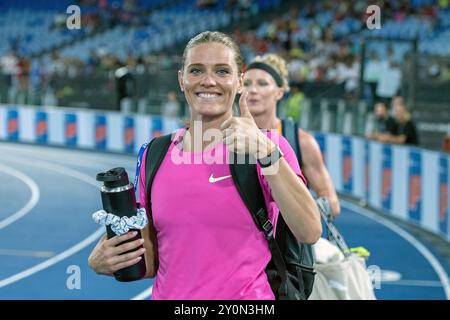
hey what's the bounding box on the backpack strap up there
[281,117,303,169]
[316,197,351,257]
[145,134,173,218]
[229,153,294,298]
[281,118,313,299]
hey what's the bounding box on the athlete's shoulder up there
[298,128,323,164]
[298,128,318,148]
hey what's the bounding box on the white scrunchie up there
[92,208,148,236]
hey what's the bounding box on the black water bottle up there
[96,167,146,282]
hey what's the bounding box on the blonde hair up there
[181,31,243,74]
[252,53,290,93]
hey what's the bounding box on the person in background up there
[367,101,398,141]
[114,61,135,112]
[243,53,340,216]
[378,96,419,145]
[161,91,181,118]
[284,83,305,121]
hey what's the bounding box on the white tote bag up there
[311,198,377,300]
[309,247,376,300]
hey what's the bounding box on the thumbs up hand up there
[221,92,276,159]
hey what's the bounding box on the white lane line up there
[0,145,134,166]
[0,248,55,258]
[0,163,40,230]
[11,153,135,174]
[342,199,450,300]
[0,155,99,188]
[383,280,444,287]
[0,147,136,176]
[0,156,104,287]
[131,286,153,300]
[0,227,104,288]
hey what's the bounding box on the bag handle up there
[316,197,351,257]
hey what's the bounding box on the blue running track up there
[0,142,449,299]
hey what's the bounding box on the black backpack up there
[144,131,315,300]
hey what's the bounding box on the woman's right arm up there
[88,231,146,276]
[87,224,158,278]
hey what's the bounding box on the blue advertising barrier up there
[313,132,450,242]
[0,104,449,242]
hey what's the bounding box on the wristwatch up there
[257,146,284,168]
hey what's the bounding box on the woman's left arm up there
[260,153,322,244]
[222,93,321,244]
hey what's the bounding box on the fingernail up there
[132,231,138,236]
[139,239,145,244]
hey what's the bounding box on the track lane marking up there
[0,156,104,288]
[342,199,450,300]
[0,248,55,258]
[0,163,40,230]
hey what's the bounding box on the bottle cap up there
[96,167,130,189]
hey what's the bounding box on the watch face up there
[274,147,283,160]
[258,146,283,168]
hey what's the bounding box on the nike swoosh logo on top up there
[209,174,232,183]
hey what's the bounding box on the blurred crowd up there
[0,48,185,108]
[0,0,449,110]
[235,0,448,99]
[60,0,147,32]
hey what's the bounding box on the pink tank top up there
[138,128,304,299]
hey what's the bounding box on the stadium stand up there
[0,0,449,150]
